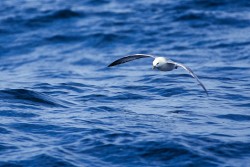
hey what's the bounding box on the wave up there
[1,154,78,167]
[0,89,67,107]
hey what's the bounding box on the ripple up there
[216,114,250,121]
[110,92,152,100]
[210,41,250,49]
[81,32,132,48]
[174,9,250,28]
[76,139,220,166]
[18,154,77,167]
[0,143,18,152]
[0,110,37,118]
[45,34,84,43]
[87,106,119,112]
[205,141,250,158]
[28,9,82,23]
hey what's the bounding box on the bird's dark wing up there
[108,54,155,67]
[171,61,208,95]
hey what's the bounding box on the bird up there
[108,54,208,95]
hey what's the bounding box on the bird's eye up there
[156,62,159,65]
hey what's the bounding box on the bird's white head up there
[152,57,167,69]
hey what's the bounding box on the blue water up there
[0,0,250,166]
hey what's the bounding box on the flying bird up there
[108,54,208,95]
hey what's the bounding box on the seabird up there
[108,54,208,95]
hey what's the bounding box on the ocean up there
[0,0,250,166]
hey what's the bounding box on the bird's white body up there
[153,57,177,71]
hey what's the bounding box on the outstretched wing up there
[108,54,155,67]
[172,62,208,95]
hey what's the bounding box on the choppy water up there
[0,0,250,166]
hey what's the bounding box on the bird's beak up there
[152,66,155,69]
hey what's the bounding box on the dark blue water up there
[1,0,250,166]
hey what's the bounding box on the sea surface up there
[0,0,250,166]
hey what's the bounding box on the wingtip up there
[201,87,208,96]
[203,88,209,96]
[107,63,115,67]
